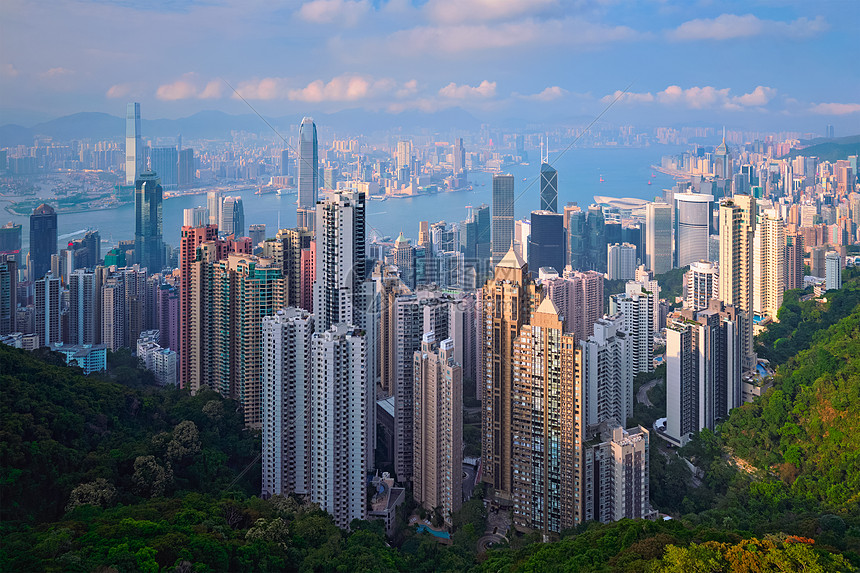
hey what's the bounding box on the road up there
[637,378,661,407]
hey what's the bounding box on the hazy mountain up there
[0,107,483,147]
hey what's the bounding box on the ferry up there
[276,188,295,196]
[600,175,605,183]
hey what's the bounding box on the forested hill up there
[2,291,860,572]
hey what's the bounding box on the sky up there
[1,0,858,132]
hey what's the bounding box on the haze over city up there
[2,1,860,572]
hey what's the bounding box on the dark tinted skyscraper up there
[0,222,22,255]
[151,146,178,188]
[492,174,515,263]
[540,163,558,213]
[585,204,606,273]
[29,203,57,281]
[528,210,564,276]
[134,171,163,272]
[297,117,318,230]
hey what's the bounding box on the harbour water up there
[9,145,685,256]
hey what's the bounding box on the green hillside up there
[784,135,860,162]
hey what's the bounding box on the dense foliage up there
[4,272,860,571]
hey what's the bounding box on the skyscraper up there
[606,243,637,280]
[685,260,719,311]
[540,162,558,213]
[413,333,463,525]
[826,251,842,291]
[35,274,61,348]
[309,324,368,529]
[207,191,222,227]
[262,308,314,498]
[610,285,655,375]
[714,131,732,180]
[753,210,785,321]
[673,193,713,268]
[580,316,633,430]
[510,298,580,533]
[391,232,415,289]
[719,195,756,371]
[565,205,586,270]
[481,246,540,502]
[150,146,178,188]
[784,229,804,291]
[134,171,164,273]
[491,174,515,264]
[29,204,57,281]
[585,204,606,273]
[528,210,564,276]
[645,202,672,275]
[69,269,101,345]
[0,257,17,335]
[220,196,245,238]
[0,222,22,256]
[453,138,465,177]
[297,117,318,230]
[125,102,143,186]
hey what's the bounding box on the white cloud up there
[668,14,828,41]
[287,75,397,102]
[395,79,419,98]
[106,83,134,99]
[233,77,291,100]
[601,90,654,104]
[810,102,860,115]
[425,0,558,24]
[40,67,74,78]
[382,18,641,56]
[520,86,568,102]
[439,80,496,99]
[2,63,20,77]
[157,74,227,101]
[297,0,369,26]
[603,85,777,111]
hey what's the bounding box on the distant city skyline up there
[1,1,858,132]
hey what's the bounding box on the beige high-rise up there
[754,210,785,322]
[510,298,583,533]
[481,246,540,501]
[719,195,757,370]
[413,333,462,524]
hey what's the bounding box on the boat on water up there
[600,175,605,183]
[522,177,528,181]
[256,186,275,195]
[276,188,295,196]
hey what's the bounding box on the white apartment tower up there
[753,210,785,321]
[310,324,368,529]
[580,316,633,431]
[719,195,756,371]
[262,308,314,499]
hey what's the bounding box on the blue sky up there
[1,0,858,132]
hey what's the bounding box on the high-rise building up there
[714,132,732,180]
[125,102,143,186]
[784,229,804,291]
[396,140,412,173]
[297,117,318,230]
[673,193,713,268]
[565,205,586,270]
[210,254,284,428]
[178,148,195,186]
[220,196,245,238]
[610,285,655,375]
[309,324,368,529]
[540,162,558,213]
[541,267,603,344]
[0,257,17,335]
[30,204,57,281]
[249,224,266,251]
[35,274,61,348]
[313,190,376,467]
[481,246,540,502]
[267,227,315,312]
[69,269,101,345]
[645,202,672,275]
[607,243,637,280]
[206,191,222,227]
[101,274,125,351]
[0,222,22,256]
[413,333,463,524]
[262,308,314,498]
[510,298,580,533]
[585,205,607,273]
[826,251,842,291]
[391,233,415,289]
[685,260,719,311]
[453,138,465,177]
[665,300,742,446]
[183,207,208,228]
[583,424,651,523]
[753,210,785,321]
[134,171,164,273]
[491,174,515,264]
[580,316,633,430]
[150,146,178,188]
[719,195,756,371]
[528,210,564,276]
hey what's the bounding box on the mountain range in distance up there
[0,107,486,147]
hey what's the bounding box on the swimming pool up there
[416,524,451,539]
[756,363,769,377]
